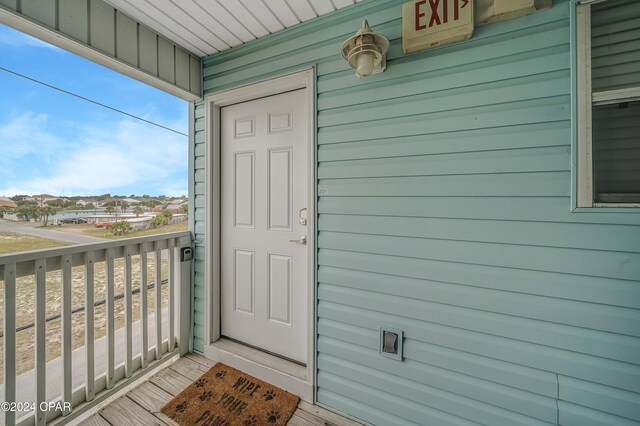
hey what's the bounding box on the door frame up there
[202,68,316,400]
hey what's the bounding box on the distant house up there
[0,197,17,209]
[97,197,127,207]
[122,198,141,204]
[76,198,98,206]
[152,204,183,214]
[166,204,184,213]
[28,194,60,206]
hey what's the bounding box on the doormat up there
[161,362,300,426]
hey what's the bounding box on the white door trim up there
[203,68,316,400]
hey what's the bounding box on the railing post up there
[168,239,176,351]
[3,263,16,426]
[176,237,192,356]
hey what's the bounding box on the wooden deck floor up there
[79,353,361,426]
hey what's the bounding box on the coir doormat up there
[161,362,300,426]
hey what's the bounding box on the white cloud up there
[0,118,187,196]
[0,112,64,160]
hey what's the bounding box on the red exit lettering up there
[414,0,469,31]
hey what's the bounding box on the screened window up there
[576,0,640,207]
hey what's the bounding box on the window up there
[576,0,640,207]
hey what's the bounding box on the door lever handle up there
[289,235,307,245]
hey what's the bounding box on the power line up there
[0,65,188,137]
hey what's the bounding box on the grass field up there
[0,231,71,255]
[70,220,188,240]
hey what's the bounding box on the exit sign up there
[402,0,474,54]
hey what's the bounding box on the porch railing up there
[0,231,192,425]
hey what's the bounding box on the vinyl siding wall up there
[192,0,640,424]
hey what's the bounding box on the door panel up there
[221,89,308,363]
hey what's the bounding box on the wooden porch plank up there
[168,357,209,381]
[100,395,169,426]
[288,413,316,426]
[184,352,215,368]
[78,414,112,426]
[297,401,362,426]
[148,366,193,396]
[127,381,173,411]
[90,355,361,426]
[127,381,180,426]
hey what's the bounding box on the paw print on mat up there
[242,415,257,426]
[195,377,208,388]
[199,390,213,401]
[263,390,276,401]
[267,410,280,423]
[175,401,189,413]
[215,370,226,379]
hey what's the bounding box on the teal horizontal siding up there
[318,319,559,397]
[318,266,640,336]
[319,353,555,425]
[318,301,640,395]
[559,376,640,422]
[192,99,206,351]
[318,172,571,197]
[318,215,640,253]
[317,196,640,225]
[319,249,640,309]
[558,401,639,426]
[193,0,640,424]
[319,284,640,364]
[319,336,557,422]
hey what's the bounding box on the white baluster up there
[35,259,47,425]
[155,243,162,360]
[140,243,149,368]
[61,255,72,415]
[106,248,115,388]
[85,251,95,402]
[3,263,16,426]
[124,245,133,377]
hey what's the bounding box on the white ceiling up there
[102,0,364,58]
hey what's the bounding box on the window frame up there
[575,0,640,209]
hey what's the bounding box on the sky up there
[0,24,188,198]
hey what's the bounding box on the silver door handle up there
[289,235,307,245]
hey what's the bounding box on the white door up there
[221,89,309,363]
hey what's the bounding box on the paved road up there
[0,221,106,244]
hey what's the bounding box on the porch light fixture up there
[340,19,390,77]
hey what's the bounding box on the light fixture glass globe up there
[355,51,375,77]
